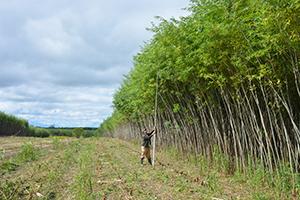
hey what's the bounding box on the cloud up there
[24,17,73,58]
[0,84,114,127]
[0,0,189,127]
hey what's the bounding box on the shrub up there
[73,128,85,138]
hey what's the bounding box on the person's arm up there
[149,128,156,137]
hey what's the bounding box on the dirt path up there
[91,138,254,200]
[0,137,278,199]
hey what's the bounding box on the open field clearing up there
[0,137,74,161]
[0,137,294,199]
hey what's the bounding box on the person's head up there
[143,128,149,135]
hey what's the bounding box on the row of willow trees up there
[99,0,300,173]
[0,111,29,136]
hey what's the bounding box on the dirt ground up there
[0,137,280,199]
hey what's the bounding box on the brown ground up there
[0,137,283,199]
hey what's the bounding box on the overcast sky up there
[0,0,189,127]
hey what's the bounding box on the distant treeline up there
[0,111,99,137]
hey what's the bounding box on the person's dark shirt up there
[142,130,154,147]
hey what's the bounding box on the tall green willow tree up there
[100,0,300,174]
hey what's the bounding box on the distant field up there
[0,137,284,199]
[0,137,60,160]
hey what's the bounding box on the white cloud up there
[0,0,189,127]
[0,84,115,127]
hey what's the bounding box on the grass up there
[0,137,298,199]
[0,142,40,174]
[0,149,4,160]
[16,142,40,162]
[0,141,42,199]
[51,137,62,149]
[71,142,95,199]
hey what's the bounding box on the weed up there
[205,172,219,192]
[174,177,189,192]
[198,155,210,175]
[158,172,169,183]
[232,162,265,187]
[47,191,56,200]
[0,143,39,175]
[73,170,94,199]
[271,164,296,198]
[72,143,95,199]
[295,174,300,196]
[0,180,17,199]
[51,137,61,149]
[47,170,59,183]
[212,146,229,172]
[16,142,40,163]
[0,149,4,160]
[0,179,25,200]
[0,160,19,174]
[252,192,269,200]
[64,141,82,164]
[70,140,82,152]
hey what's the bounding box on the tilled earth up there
[0,137,277,199]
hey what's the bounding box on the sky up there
[0,0,189,127]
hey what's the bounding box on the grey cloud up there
[0,0,189,127]
[0,84,115,127]
[51,65,128,87]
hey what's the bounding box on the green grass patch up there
[0,149,4,160]
[15,142,40,163]
[71,141,96,199]
[0,142,40,174]
[0,161,19,174]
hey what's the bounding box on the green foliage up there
[0,180,22,199]
[0,161,19,174]
[71,143,95,199]
[0,111,28,136]
[30,127,50,137]
[99,2,300,196]
[0,143,40,175]
[272,164,295,195]
[46,128,73,137]
[0,149,4,160]
[252,193,270,200]
[51,137,62,149]
[172,104,181,113]
[205,172,219,192]
[98,111,125,135]
[16,142,40,163]
[73,128,85,138]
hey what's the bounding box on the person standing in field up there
[141,127,156,165]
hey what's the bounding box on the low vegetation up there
[1,137,294,199]
[1,0,299,198]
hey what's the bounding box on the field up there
[0,137,288,199]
